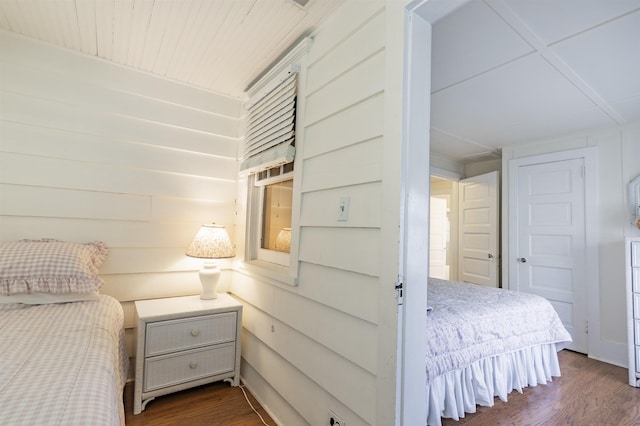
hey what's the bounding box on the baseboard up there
[589,339,627,368]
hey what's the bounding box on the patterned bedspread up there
[426,278,571,382]
[0,295,129,425]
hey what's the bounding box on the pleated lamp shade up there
[186,224,234,299]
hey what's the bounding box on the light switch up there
[338,196,350,221]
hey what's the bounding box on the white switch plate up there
[337,196,350,222]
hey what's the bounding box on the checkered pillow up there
[0,239,108,296]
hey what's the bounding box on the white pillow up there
[0,239,108,296]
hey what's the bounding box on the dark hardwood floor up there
[442,349,640,425]
[123,351,640,425]
[124,381,276,426]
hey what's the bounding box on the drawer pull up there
[190,329,200,337]
[189,361,198,369]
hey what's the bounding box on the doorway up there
[398,1,474,424]
[429,195,450,279]
[429,171,500,287]
[429,176,457,280]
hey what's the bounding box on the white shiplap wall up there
[0,30,242,354]
[230,2,402,425]
[0,3,409,423]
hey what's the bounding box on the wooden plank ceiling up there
[0,0,345,98]
[1,0,638,162]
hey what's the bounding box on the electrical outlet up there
[328,409,346,426]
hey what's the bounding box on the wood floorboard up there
[123,351,640,425]
[124,381,276,426]
[442,349,640,426]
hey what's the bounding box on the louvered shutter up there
[240,72,298,173]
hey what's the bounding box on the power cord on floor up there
[239,384,272,426]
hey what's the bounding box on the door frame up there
[396,4,431,425]
[397,0,472,424]
[506,146,600,355]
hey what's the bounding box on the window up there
[251,162,294,266]
[262,179,292,252]
[240,38,310,279]
[242,70,298,268]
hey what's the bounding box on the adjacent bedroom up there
[416,0,640,423]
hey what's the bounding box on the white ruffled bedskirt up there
[426,343,563,426]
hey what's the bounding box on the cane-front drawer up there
[634,294,640,319]
[145,312,237,357]
[133,294,243,414]
[144,342,236,392]
[628,239,640,386]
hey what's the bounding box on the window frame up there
[238,38,310,287]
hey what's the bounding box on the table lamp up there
[186,224,235,299]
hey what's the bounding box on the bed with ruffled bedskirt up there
[426,278,572,425]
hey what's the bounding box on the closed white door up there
[458,171,499,287]
[512,157,587,353]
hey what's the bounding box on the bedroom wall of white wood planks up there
[0,30,242,358]
[0,2,407,423]
[229,2,402,425]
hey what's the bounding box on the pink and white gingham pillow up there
[0,239,108,296]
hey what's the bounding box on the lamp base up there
[199,262,220,299]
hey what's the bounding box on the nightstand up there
[133,292,242,414]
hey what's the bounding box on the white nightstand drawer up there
[629,239,640,386]
[146,312,237,357]
[634,294,640,319]
[144,342,236,392]
[133,294,243,414]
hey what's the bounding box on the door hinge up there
[395,279,404,305]
[585,320,589,334]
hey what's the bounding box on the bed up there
[0,239,129,425]
[426,277,572,425]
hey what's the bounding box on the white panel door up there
[458,171,499,287]
[514,157,587,353]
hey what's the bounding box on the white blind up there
[240,72,298,173]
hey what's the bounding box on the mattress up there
[426,278,572,424]
[0,294,129,425]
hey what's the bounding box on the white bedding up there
[426,278,572,425]
[0,294,129,425]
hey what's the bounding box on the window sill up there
[233,260,297,287]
